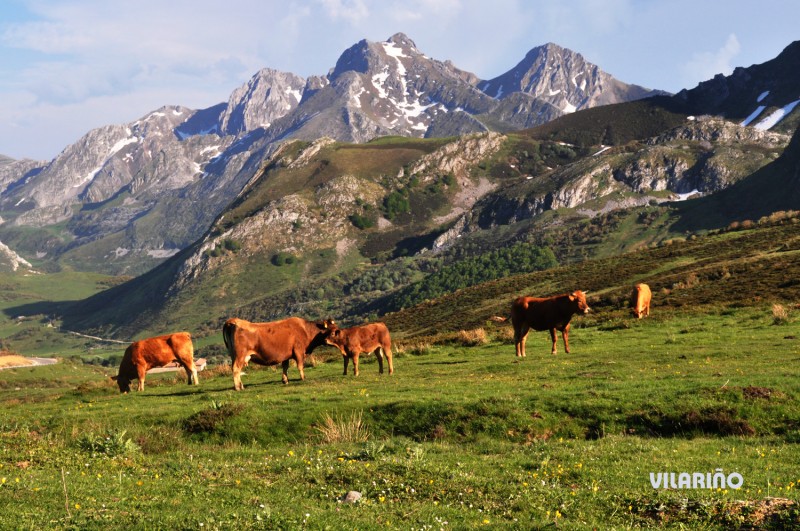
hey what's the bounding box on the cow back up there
[225,317,331,363]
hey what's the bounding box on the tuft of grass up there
[76,429,139,457]
[772,303,790,325]
[455,328,488,346]
[316,410,370,444]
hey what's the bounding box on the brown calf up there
[630,283,652,319]
[325,322,394,376]
[113,332,198,393]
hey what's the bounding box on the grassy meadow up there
[1,303,799,529]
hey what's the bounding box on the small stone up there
[340,491,362,504]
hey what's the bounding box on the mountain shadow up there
[671,124,800,232]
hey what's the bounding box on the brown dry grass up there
[0,351,33,368]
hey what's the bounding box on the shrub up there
[222,239,241,252]
[349,213,375,229]
[183,402,245,435]
[382,191,410,220]
[271,252,297,266]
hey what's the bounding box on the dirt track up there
[0,357,58,370]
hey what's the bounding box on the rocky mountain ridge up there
[0,33,665,274]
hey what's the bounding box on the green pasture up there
[1,305,798,529]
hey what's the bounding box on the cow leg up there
[514,324,530,357]
[137,365,147,392]
[385,345,394,375]
[562,323,571,354]
[296,355,305,381]
[342,355,350,376]
[352,353,360,377]
[281,360,291,384]
[232,357,246,391]
[375,348,384,374]
[177,358,199,385]
[549,328,558,355]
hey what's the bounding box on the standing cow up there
[113,332,198,393]
[630,283,652,319]
[325,322,394,376]
[511,291,591,357]
[222,317,334,390]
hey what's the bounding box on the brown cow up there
[630,283,652,319]
[325,322,394,376]
[222,317,334,390]
[510,291,591,357]
[113,332,198,393]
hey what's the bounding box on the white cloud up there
[682,34,742,86]
[317,0,370,22]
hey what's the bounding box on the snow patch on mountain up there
[0,240,33,271]
[74,134,139,188]
[755,100,800,130]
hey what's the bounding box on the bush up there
[383,191,410,220]
[349,213,375,229]
[222,239,241,252]
[271,252,297,266]
[183,402,245,435]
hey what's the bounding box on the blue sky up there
[2,0,799,161]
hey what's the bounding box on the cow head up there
[570,290,591,314]
[325,328,345,347]
[111,375,131,394]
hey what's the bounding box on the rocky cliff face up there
[219,68,307,135]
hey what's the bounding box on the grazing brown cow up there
[222,317,334,390]
[630,283,652,319]
[325,322,394,376]
[113,332,198,393]
[510,291,591,357]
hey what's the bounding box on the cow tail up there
[222,320,235,360]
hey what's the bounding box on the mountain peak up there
[387,32,417,50]
[480,42,661,112]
